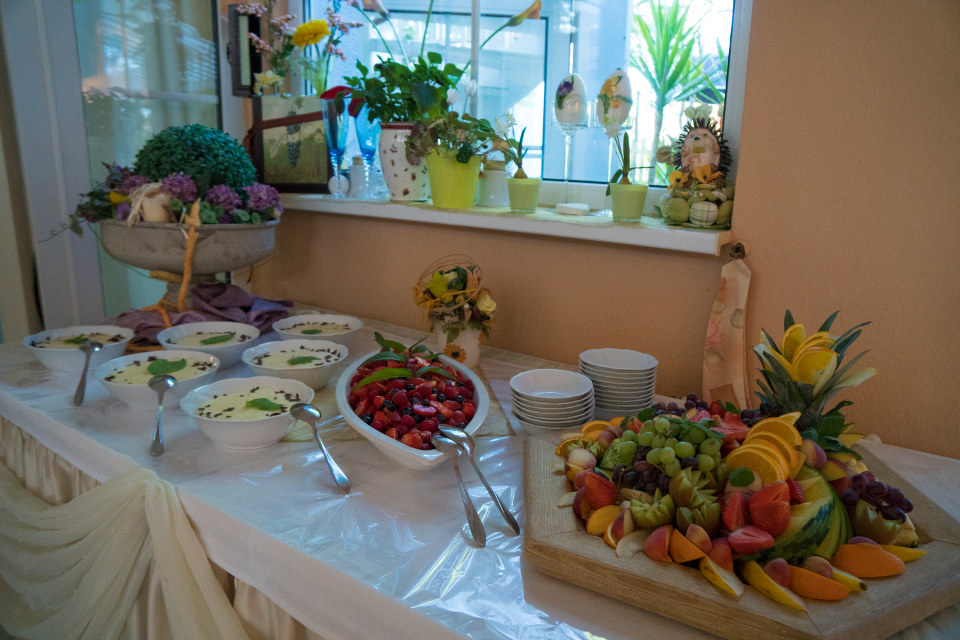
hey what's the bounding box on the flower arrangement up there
[237,0,363,96]
[413,256,496,350]
[498,116,530,179]
[67,125,281,236]
[606,132,652,195]
[405,111,501,165]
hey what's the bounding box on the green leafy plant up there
[500,127,530,178]
[606,133,652,195]
[133,124,256,194]
[405,111,501,165]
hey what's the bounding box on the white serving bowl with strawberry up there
[334,334,489,470]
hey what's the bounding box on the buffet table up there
[1,314,958,640]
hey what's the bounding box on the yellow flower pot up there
[610,182,648,221]
[507,178,542,213]
[426,152,481,209]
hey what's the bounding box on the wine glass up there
[354,104,381,199]
[321,97,350,197]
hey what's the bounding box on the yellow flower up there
[600,77,618,97]
[476,291,496,315]
[668,170,685,188]
[108,191,129,204]
[506,0,541,26]
[253,70,281,95]
[292,19,330,48]
[444,343,467,362]
[691,165,722,184]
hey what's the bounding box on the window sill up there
[280,187,734,256]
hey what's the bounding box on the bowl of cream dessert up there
[24,325,134,373]
[272,313,363,348]
[179,376,314,449]
[156,321,259,368]
[95,350,219,409]
[242,339,348,389]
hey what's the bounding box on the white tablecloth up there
[1,318,958,640]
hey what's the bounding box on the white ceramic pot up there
[434,325,482,369]
[378,122,429,201]
[476,169,509,207]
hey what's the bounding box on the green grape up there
[675,441,696,459]
[636,431,655,447]
[697,453,715,472]
[655,418,671,434]
[646,447,662,465]
[651,435,666,449]
[621,429,637,442]
[664,459,682,478]
[669,424,682,438]
[665,437,679,449]
[641,420,657,433]
[659,447,677,463]
[686,428,706,445]
[699,438,720,456]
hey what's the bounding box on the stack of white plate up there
[579,348,658,420]
[509,369,595,433]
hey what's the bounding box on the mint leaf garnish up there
[301,329,322,335]
[287,356,320,366]
[147,358,187,376]
[353,367,412,391]
[200,334,233,345]
[728,467,755,487]
[246,398,284,411]
[63,336,89,345]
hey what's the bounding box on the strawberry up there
[749,499,791,537]
[708,537,734,572]
[786,478,805,504]
[583,473,618,509]
[442,399,461,411]
[462,402,476,418]
[412,404,437,418]
[420,417,440,432]
[722,491,750,532]
[727,525,775,555]
[751,480,789,505]
[373,410,390,427]
[384,427,398,440]
[709,400,725,416]
[449,410,466,425]
[373,395,385,410]
[400,431,424,449]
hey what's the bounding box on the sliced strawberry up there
[415,384,434,398]
[384,427,398,440]
[373,410,390,427]
[420,417,440,432]
[708,537,734,572]
[442,399,461,411]
[728,525,775,555]
[400,431,424,449]
[412,404,437,418]
[462,402,476,418]
[786,478,805,504]
[722,491,750,532]
[391,392,409,409]
[583,473,618,508]
[749,500,791,537]
[373,395,385,410]
[449,410,466,425]
[354,397,371,417]
[752,481,789,505]
[709,400,725,416]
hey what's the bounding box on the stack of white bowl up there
[579,348,658,420]
[509,369,595,434]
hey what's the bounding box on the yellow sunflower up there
[444,344,466,362]
[292,19,330,48]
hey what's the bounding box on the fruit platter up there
[523,313,960,639]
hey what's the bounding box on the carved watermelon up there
[738,496,834,565]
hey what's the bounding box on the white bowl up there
[579,365,657,381]
[180,375,314,449]
[579,348,658,371]
[157,321,259,368]
[24,325,134,373]
[512,397,595,415]
[273,313,363,347]
[509,369,593,399]
[242,339,348,389]
[335,350,489,470]
[592,386,657,399]
[513,406,595,426]
[95,350,219,409]
[512,410,590,429]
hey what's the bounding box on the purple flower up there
[558,80,574,97]
[161,172,197,202]
[120,174,150,195]
[244,182,281,212]
[115,201,131,220]
[205,184,242,213]
[218,213,233,224]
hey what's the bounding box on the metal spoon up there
[291,403,351,493]
[431,433,486,547]
[440,426,521,535]
[148,375,175,457]
[72,340,102,406]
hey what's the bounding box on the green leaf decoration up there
[287,356,321,366]
[354,367,412,390]
[783,309,795,331]
[63,336,89,345]
[301,329,322,335]
[636,406,657,421]
[246,398,284,412]
[415,365,457,381]
[728,466,755,487]
[147,359,187,376]
[373,332,406,353]
[361,351,406,366]
[818,310,840,333]
[427,51,442,64]
[200,334,233,345]
[799,427,818,441]
[721,401,739,413]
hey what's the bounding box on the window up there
[312,0,741,187]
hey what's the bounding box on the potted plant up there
[344,53,464,201]
[500,126,540,213]
[607,132,650,222]
[405,112,500,209]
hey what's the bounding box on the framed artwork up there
[227,5,261,97]
[249,95,330,193]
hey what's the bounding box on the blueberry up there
[456,395,463,402]
[437,393,446,401]
[405,383,414,391]
[361,413,374,424]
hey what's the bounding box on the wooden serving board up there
[523,437,960,640]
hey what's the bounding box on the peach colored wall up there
[254,1,960,458]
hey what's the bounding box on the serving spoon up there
[72,340,102,406]
[148,375,175,457]
[431,433,486,547]
[439,426,520,535]
[291,403,351,493]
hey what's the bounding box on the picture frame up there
[248,95,331,193]
[227,5,261,97]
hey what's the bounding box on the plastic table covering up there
[1,319,958,640]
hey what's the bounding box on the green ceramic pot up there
[610,183,649,221]
[507,178,541,213]
[426,152,481,209]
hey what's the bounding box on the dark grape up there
[881,504,906,522]
[885,487,904,506]
[639,470,655,485]
[696,400,709,410]
[686,392,699,402]
[866,481,888,500]
[634,460,653,473]
[740,409,755,420]
[851,474,868,493]
[623,471,638,487]
[655,402,666,411]
[681,456,699,469]
[644,482,658,494]
[612,464,626,484]
[654,409,665,416]
[840,489,859,507]
[862,471,877,484]
[900,497,914,513]
[635,446,652,463]
[684,400,696,410]
[666,402,679,413]
[657,475,671,494]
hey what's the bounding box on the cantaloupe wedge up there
[831,543,906,578]
[878,544,926,562]
[788,565,850,601]
[669,527,706,563]
[585,505,622,536]
[742,561,807,611]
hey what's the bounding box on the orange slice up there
[555,436,584,457]
[725,447,787,485]
[580,420,613,436]
[794,348,838,385]
[746,418,802,448]
[780,323,806,362]
[777,412,802,426]
[745,433,801,473]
